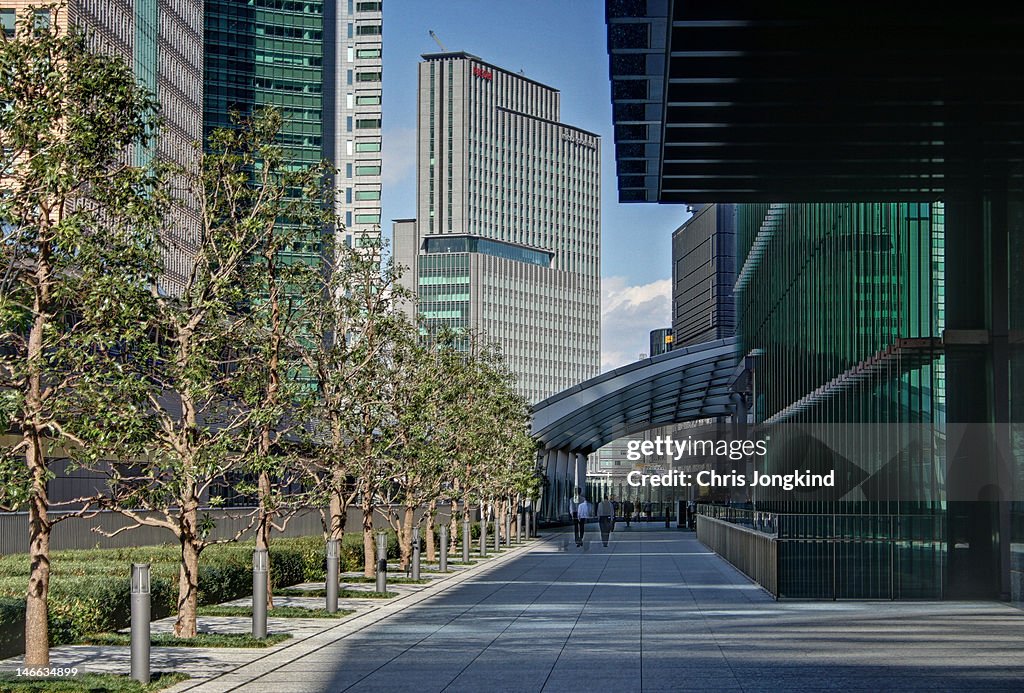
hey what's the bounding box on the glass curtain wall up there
[737,202,946,598]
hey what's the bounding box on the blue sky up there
[380,0,690,369]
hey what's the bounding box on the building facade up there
[2,0,204,294]
[671,204,736,347]
[395,52,601,404]
[205,0,383,259]
[649,328,672,356]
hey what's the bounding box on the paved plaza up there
[8,526,1024,692]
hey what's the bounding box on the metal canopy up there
[607,1,1024,203]
[531,337,739,453]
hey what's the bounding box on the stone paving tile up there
[5,531,1024,692]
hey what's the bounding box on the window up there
[345,188,352,203]
[346,116,352,132]
[356,118,381,129]
[1,10,15,36]
[355,189,381,201]
[355,94,381,105]
[33,9,49,28]
[356,24,381,36]
[356,165,381,175]
[345,211,352,227]
[347,23,353,38]
[355,213,381,224]
[356,48,381,59]
[355,141,381,152]
[346,163,353,178]
[356,71,381,83]
[357,1,382,10]
[346,70,353,85]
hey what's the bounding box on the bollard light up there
[130,563,151,684]
[462,518,471,563]
[494,515,500,552]
[326,539,339,614]
[375,531,388,593]
[439,525,448,572]
[479,512,487,557]
[411,526,421,580]
[252,549,268,639]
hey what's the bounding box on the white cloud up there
[381,126,416,186]
[601,276,672,372]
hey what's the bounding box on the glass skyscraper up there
[204,0,383,258]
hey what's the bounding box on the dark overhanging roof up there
[531,337,739,453]
[607,1,1024,203]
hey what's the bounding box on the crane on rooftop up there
[429,30,447,52]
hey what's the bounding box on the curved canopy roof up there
[531,337,739,453]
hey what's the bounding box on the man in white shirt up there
[574,494,593,547]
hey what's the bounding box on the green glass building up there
[736,202,951,598]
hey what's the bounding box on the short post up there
[439,525,448,572]
[375,530,388,593]
[252,549,268,639]
[462,518,471,563]
[504,512,511,546]
[411,526,421,580]
[516,509,523,544]
[494,516,501,552]
[326,539,339,614]
[130,563,151,684]
[480,512,488,556]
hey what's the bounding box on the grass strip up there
[275,588,396,599]
[196,605,354,618]
[0,672,187,692]
[75,632,291,648]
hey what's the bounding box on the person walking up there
[597,495,615,547]
[576,495,593,547]
[569,488,584,546]
[622,499,634,528]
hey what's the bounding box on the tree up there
[0,7,163,665]
[99,110,299,638]
[301,235,414,576]
[228,111,331,609]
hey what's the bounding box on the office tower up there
[327,0,384,247]
[1,0,204,294]
[205,0,383,258]
[649,328,672,356]
[671,204,735,348]
[394,52,601,404]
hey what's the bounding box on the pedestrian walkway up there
[191,526,1024,692]
[9,527,1024,692]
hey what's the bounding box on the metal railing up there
[696,503,778,535]
[696,514,778,597]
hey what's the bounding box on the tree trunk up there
[362,487,375,578]
[256,469,274,609]
[174,509,202,638]
[425,499,437,562]
[24,243,52,666]
[399,505,414,570]
[328,473,346,542]
[25,431,50,666]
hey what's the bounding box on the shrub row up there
[0,531,400,659]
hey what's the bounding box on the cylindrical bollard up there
[494,516,500,552]
[131,563,151,684]
[252,549,268,639]
[462,518,471,563]
[479,514,487,556]
[411,526,421,580]
[326,539,339,614]
[375,530,388,593]
[517,510,523,544]
[504,513,511,546]
[439,525,448,572]
[532,507,538,537]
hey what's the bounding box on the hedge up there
[0,531,399,660]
